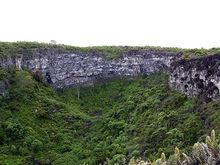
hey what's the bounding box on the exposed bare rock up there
[0,49,180,88]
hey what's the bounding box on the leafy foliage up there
[1,41,220,60]
[0,70,219,164]
[129,130,220,165]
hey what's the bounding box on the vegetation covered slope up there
[1,69,220,165]
[1,41,220,59]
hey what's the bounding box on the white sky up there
[0,0,220,48]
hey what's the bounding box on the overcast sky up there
[0,0,220,48]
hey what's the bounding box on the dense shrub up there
[1,41,220,60]
[31,139,43,152]
[0,70,219,164]
[3,118,25,141]
[32,70,44,83]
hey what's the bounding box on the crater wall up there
[169,54,220,101]
[0,49,180,88]
[1,48,220,101]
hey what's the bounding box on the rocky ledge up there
[169,54,220,102]
[1,47,220,101]
[0,49,180,88]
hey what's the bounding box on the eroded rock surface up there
[1,48,220,101]
[170,54,220,101]
[0,81,7,96]
[0,49,180,88]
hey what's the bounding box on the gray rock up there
[169,54,220,101]
[0,81,7,96]
[0,50,180,89]
[3,48,220,101]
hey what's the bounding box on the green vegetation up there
[129,130,219,165]
[1,42,220,165]
[0,69,219,164]
[1,41,220,59]
[0,42,126,59]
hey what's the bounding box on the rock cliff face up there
[1,48,220,101]
[0,49,180,88]
[169,54,220,101]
